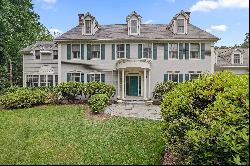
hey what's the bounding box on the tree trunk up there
[9,59,13,86]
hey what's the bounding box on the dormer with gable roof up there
[78,12,99,35]
[126,11,142,36]
[169,10,190,35]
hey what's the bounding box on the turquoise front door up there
[129,76,138,96]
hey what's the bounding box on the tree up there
[241,33,249,48]
[0,0,53,92]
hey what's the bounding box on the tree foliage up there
[0,0,53,92]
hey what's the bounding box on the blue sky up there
[33,0,249,46]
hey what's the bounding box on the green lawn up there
[0,105,164,165]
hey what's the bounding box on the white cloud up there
[165,0,175,3]
[143,20,154,24]
[190,0,249,12]
[42,0,57,4]
[49,28,63,37]
[205,29,212,32]
[211,24,227,31]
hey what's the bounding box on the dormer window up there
[131,20,138,34]
[233,54,241,64]
[85,20,92,34]
[177,19,184,33]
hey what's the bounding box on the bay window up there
[117,44,125,58]
[72,44,80,59]
[190,43,200,59]
[169,43,178,59]
[143,43,152,58]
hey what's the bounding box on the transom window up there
[169,43,178,59]
[72,44,80,59]
[88,74,101,82]
[91,44,100,59]
[233,54,240,64]
[35,50,40,60]
[177,19,185,33]
[190,43,200,59]
[26,75,39,87]
[85,20,92,34]
[68,73,81,82]
[169,74,179,83]
[53,50,58,60]
[143,43,152,58]
[117,44,125,58]
[131,20,138,34]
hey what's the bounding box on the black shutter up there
[179,43,183,59]
[112,44,115,60]
[87,44,91,60]
[81,44,84,60]
[164,43,168,60]
[201,43,205,59]
[67,44,71,60]
[126,44,130,59]
[138,44,142,58]
[101,44,105,60]
[153,44,157,60]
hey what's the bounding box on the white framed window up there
[40,75,47,86]
[233,54,241,64]
[47,75,53,86]
[177,19,185,34]
[117,44,125,59]
[89,74,101,82]
[169,43,178,59]
[69,73,81,82]
[190,43,200,59]
[26,75,39,87]
[85,20,92,34]
[169,74,179,83]
[35,50,41,60]
[131,20,138,34]
[53,50,58,60]
[143,43,152,58]
[190,73,200,80]
[72,44,80,59]
[91,44,100,59]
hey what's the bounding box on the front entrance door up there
[128,76,138,96]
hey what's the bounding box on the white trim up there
[84,19,92,35]
[71,43,81,60]
[189,43,201,60]
[231,52,243,65]
[168,43,179,60]
[142,43,153,59]
[90,43,101,60]
[176,18,185,34]
[115,43,127,59]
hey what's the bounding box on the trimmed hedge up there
[161,71,249,165]
[88,94,109,114]
[153,80,177,101]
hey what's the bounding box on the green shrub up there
[161,71,249,165]
[88,94,109,114]
[55,82,82,101]
[0,88,49,109]
[85,81,116,98]
[153,80,177,101]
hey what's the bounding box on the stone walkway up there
[104,104,161,120]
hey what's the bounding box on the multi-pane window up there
[190,43,200,59]
[91,44,100,59]
[143,43,152,58]
[131,20,138,34]
[233,54,240,64]
[69,73,81,82]
[177,19,185,33]
[88,74,101,82]
[47,75,53,86]
[26,75,39,87]
[40,75,47,86]
[190,74,200,80]
[117,44,125,58]
[72,44,80,59]
[169,74,179,83]
[85,20,92,34]
[169,43,178,59]
[35,50,40,60]
[53,50,58,60]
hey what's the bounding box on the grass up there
[0,105,164,165]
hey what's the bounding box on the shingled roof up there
[215,48,249,67]
[55,23,219,41]
[21,41,58,53]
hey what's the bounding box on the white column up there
[144,68,147,100]
[148,69,151,99]
[117,70,120,99]
[122,69,125,100]
[58,44,62,83]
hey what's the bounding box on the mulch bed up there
[82,105,111,121]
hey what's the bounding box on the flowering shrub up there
[161,71,249,165]
[88,94,109,114]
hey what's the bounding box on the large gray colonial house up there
[21,10,219,101]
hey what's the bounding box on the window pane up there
[95,74,100,82]
[72,44,80,51]
[92,45,100,59]
[169,43,178,59]
[85,20,91,34]
[169,74,178,83]
[177,19,184,33]
[143,43,152,58]
[53,50,58,59]
[190,74,200,80]
[117,44,125,58]
[55,75,58,85]
[40,75,46,86]
[48,75,53,86]
[131,20,137,33]
[234,54,240,64]
[190,43,200,59]
[35,50,40,59]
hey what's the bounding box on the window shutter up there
[67,73,71,82]
[126,44,130,59]
[81,73,84,82]
[87,44,91,60]
[164,43,168,60]
[112,44,115,60]
[67,44,71,60]
[179,74,183,83]
[101,74,105,82]
[101,44,105,60]
[179,43,183,59]
[138,44,142,58]
[185,74,189,81]
[87,74,90,82]
[201,43,205,59]
[185,43,189,59]
[80,44,84,60]
[153,44,157,60]
[164,74,168,81]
